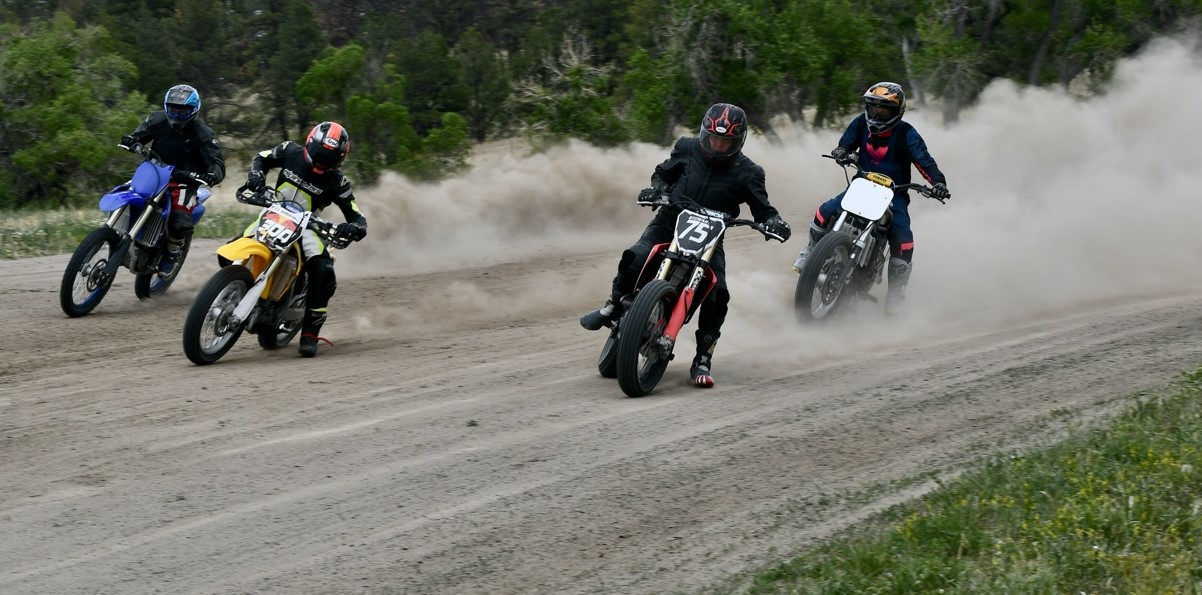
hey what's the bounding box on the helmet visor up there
[866,103,897,121]
[700,130,741,159]
[166,104,195,120]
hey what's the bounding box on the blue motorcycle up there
[59,143,211,317]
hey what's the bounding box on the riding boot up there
[299,308,328,357]
[580,281,628,331]
[690,330,720,388]
[791,223,828,273]
[158,236,186,277]
[885,257,911,316]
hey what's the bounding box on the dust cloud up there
[341,36,1202,367]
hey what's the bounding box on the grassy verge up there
[0,209,256,259]
[748,367,1202,594]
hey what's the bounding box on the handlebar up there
[234,185,353,249]
[117,142,210,187]
[637,193,787,243]
[822,153,946,204]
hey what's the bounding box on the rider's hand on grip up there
[335,222,366,243]
[930,182,950,201]
[830,146,855,166]
[636,186,663,206]
[763,215,791,242]
[246,169,266,192]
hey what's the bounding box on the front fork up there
[101,194,163,279]
[653,239,717,353]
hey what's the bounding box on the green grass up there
[0,209,256,259]
[748,367,1202,594]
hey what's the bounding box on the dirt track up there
[3,235,1201,594]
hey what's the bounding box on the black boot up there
[299,308,327,357]
[580,287,625,330]
[690,331,720,388]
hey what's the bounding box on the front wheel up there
[60,227,121,317]
[616,280,677,397]
[134,236,191,300]
[183,266,254,365]
[794,232,854,322]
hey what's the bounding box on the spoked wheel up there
[135,236,191,300]
[257,275,307,350]
[616,280,677,397]
[60,228,121,317]
[794,232,853,322]
[183,266,254,365]
[597,320,620,378]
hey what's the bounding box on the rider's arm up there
[835,115,865,154]
[333,175,367,227]
[126,111,167,145]
[905,127,946,186]
[649,137,689,189]
[249,141,292,177]
[742,163,779,223]
[194,124,226,185]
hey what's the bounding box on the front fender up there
[216,238,272,278]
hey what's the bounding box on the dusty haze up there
[310,36,1200,368]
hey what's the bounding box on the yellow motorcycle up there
[182,187,351,365]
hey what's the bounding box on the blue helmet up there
[163,84,201,129]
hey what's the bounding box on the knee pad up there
[305,255,338,307]
[167,211,194,238]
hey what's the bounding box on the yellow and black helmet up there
[862,82,906,134]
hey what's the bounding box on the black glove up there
[931,182,950,200]
[831,146,854,165]
[246,169,266,192]
[335,222,367,243]
[119,135,137,149]
[636,186,663,205]
[763,215,791,242]
[197,172,219,186]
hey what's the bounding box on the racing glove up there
[931,182,951,200]
[830,146,855,166]
[636,186,664,205]
[119,135,138,149]
[246,169,266,192]
[335,222,367,243]
[197,172,219,186]
[763,215,792,242]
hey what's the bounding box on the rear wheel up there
[597,321,620,378]
[60,228,121,317]
[183,266,254,365]
[616,280,676,397]
[134,236,191,300]
[257,274,307,350]
[794,232,854,322]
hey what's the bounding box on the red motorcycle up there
[598,195,785,397]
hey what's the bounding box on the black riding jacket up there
[251,141,366,227]
[127,111,226,183]
[650,137,780,223]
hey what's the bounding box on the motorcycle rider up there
[794,81,950,316]
[242,121,367,358]
[119,84,226,276]
[580,103,792,388]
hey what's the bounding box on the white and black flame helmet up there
[698,103,748,162]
